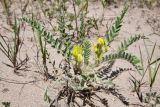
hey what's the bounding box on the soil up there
[0,0,160,107]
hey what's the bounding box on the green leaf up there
[118,34,142,52]
[105,4,129,45]
[75,0,81,6]
[22,17,73,60]
[102,51,143,73]
[44,89,51,103]
[83,40,91,65]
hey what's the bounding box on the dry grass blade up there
[143,41,159,89]
[129,74,145,102]
[139,46,144,75]
[0,17,29,73]
[150,60,160,88]
[150,57,160,65]
[0,34,14,63]
[140,40,156,82]
[21,0,29,15]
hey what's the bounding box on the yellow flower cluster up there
[94,37,108,63]
[72,45,83,63]
[98,38,105,46]
[71,38,108,65]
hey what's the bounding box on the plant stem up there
[71,0,79,37]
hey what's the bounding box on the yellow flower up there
[93,44,98,53]
[72,45,78,57]
[72,44,83,63]
[98,38,105,46]
[77,54,83,63]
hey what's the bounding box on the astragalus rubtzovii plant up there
[22,4,145,107]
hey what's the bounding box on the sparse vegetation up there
[0,0,160,107]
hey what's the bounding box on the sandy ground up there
[0,1,160,107]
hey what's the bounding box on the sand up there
[0,0,160,107]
